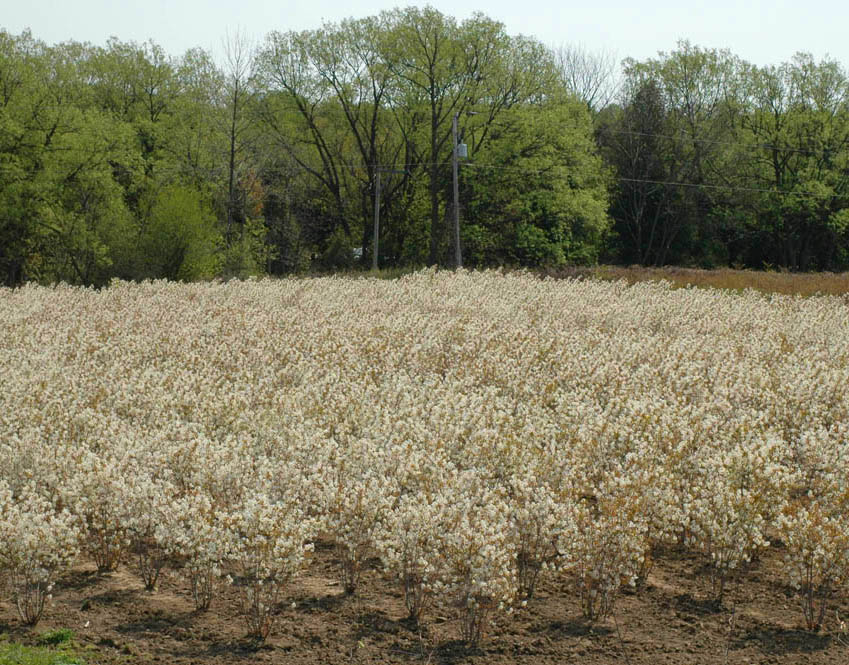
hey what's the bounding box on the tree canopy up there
[3,18,849,287]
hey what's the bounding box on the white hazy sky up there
[4,0,849,69]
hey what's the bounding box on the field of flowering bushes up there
[1,270,849,662]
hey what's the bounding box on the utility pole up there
[372,167,406,271]
[373,169,381,271]
[452,111,478,269]
[452,113,461,269]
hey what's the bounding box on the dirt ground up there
[2,541,848,665]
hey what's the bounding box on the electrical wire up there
[596,127,849,157]
[463,162,843,197]
[286,158,844,198]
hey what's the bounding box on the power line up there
[285,158,843,198]
[313,124,848,166]
[6,109,847,160]
[464,162,844,197]
[598,127,849,157]
[615,176,821,196]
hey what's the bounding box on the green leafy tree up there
[602,42,745,265]
[258,16,412,268]
[257,31,362,258]
[732,54,849,269]
[464,98,610,266]
[0,32,140,285]
[138,185,222,280]
[86,36,179,190]
[0,29,43,284]
[385,8,552,265]
[597,79,678,265]
[164,47,226,191]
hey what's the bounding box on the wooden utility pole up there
[452,113,461,269]
[373,170,381,271]
[452,111,479,269]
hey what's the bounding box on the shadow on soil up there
[206,638,275,656]
[85,587,139,607]
[388,640,487,665]
[354,609,404,637]
[428,640,484,665]
[167,636,275,662]
[542,617,613,638]
[114,609,194,636]
[672,593,725,616]
[58,569,102,591]
[733,627,832,655]
[293,593,348,614]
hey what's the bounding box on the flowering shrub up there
[376,490,443,624]
[2,271,849,641]
[560,487,648,621]
[220,491,316,640]
[0,483,80,625]
[778,490,849,631]
[430,472,518,645]
[61,451,133,573]
[161,491,228,611]
[684,438,788,600]
[124,473,177,590]
[319,438,398,594]
[503,469,569,600]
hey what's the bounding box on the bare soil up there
[2,542,848,665]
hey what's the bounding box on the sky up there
[4,0,849,70]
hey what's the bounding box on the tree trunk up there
[226,84,239,245]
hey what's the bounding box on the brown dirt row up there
[2,541,848,664]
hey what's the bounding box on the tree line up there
[2,8,849,287]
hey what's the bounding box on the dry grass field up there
[544,265,849,297]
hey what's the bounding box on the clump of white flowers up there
[61,451,134,573]
[220,490,317,640]
[0,482,80,625]
[124,471,177,591]
[376,489,444,624]
[778,497,849,631]
[684,437,788,601]
[319,437,398,595]
[430,472,518,645]
[559,486,648,621]
[503,467,570,600]
[161,490,228,611]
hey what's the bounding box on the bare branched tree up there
[553,43,620,111]
[221,28,258,244]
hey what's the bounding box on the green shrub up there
[35,630,74,647]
